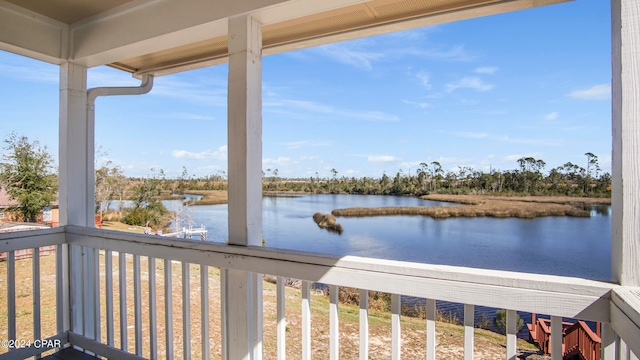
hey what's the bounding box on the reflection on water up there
[179,194,610,281]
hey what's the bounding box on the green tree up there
[122,170,168,229]
[0,133,57,222]
[494,309,524,335]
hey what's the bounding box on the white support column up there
[464,304,474,360]
[59,62,93,228]
[224,13,263,360]
[59,62,95,337]
[611,0,640,287]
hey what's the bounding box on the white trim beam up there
[0,1,67,64]
[68,0,265,67]
[611,0,640,287]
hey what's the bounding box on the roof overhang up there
[0,0,569,76]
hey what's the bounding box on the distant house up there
[0,188,17,221]
[0,188,59,225]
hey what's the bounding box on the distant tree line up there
[0,135,610,227]
[256,154,609,198]
[128,153,610,198]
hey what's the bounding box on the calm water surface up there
[165,194,611,282]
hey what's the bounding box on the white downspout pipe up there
[83,73,154,341]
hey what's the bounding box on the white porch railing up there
[1,226,639,360]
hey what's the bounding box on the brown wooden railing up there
[564,321,601,360]
[529,314,601,360]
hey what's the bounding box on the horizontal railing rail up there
[1,225,639,360]
[65,225,615,322]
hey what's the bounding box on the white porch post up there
[224,14,263,360]
[611,0,640,287]
[59,62,96,338]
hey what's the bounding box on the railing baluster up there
[165,259,174,360]
[119,252,128,351]
[149,257,158,360]
[551,316,562,360]
[32,247,41,359]
[329,285,339,360]
[426,299,436,360]
[277,277,286,360]
[621,339,630,360]
[506,309,517,360]
[601,323,616,360]
[183,262,191,359]
[134,254,142,356]
[56,244,69,336]
[359,289,368,360]
[94,248,101,341]
[8,250,16,345]
[220,268,227,360]
[106,250,114,347]
[464,304,474,360]
[302,280,311,360]
[391,294,401,360]
[201,265,210,360]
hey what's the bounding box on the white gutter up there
[86,73,154,207]
[87,74,154,105]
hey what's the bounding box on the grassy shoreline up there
[332,194,610,219]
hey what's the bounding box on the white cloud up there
[284,140,333,149]
[171,145,227,161]
[474,66,498,74]
[567,84,611,100]
[411,45,480,62]
[315,42,384,71]
[0,63,59,83]
[152,78,227,106]
[446,77,494,92]
[453,132,489,139]
[416,71,432,89]
[402,100,430,109]
[545,112,559,120]
[368,155,399,164]
[263,157,292,166]
[165,112,216,121]
[265,97,398,122]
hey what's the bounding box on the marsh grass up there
[331,194,607,219]
[312,213,344,234]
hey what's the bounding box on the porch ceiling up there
[0,0,568,75]
[3,0,134,24]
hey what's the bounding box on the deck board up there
[41,348,102,360]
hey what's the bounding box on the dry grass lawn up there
[0,250,546,359]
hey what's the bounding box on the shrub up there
[494,309,524,335]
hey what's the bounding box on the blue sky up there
[0,0,611,179]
